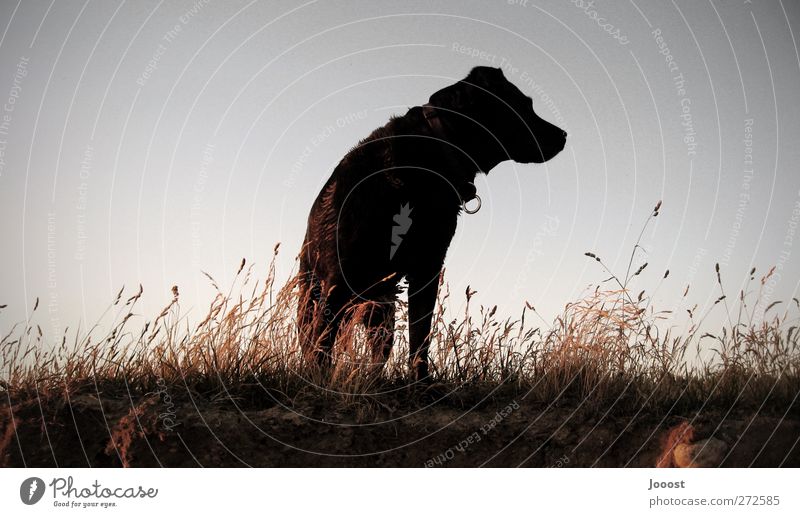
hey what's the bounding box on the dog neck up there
[421,104,479,202]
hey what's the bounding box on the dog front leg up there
[407,271,440,382]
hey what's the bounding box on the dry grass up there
[1,203,799,415]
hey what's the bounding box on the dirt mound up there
[3,391,798,467]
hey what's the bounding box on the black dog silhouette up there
[298,66,566,380]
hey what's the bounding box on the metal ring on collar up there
[462,194,481,214]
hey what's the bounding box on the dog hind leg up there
[363,301,395,369]
[297,272,343,369]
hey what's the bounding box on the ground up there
[3,387,798,467]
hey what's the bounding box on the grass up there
[1,202,799,418]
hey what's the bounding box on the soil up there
[2,388,799,467]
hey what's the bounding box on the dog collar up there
[421,104,481,214]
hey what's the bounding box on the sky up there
[0,0,799,339]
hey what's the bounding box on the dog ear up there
[428,67,505,113]
[428,81,472,113]
[466,66,506,87]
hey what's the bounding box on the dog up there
[298,66,566,380]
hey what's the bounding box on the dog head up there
[427,66,566,167]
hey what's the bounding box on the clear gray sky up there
[1,0,799,338]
